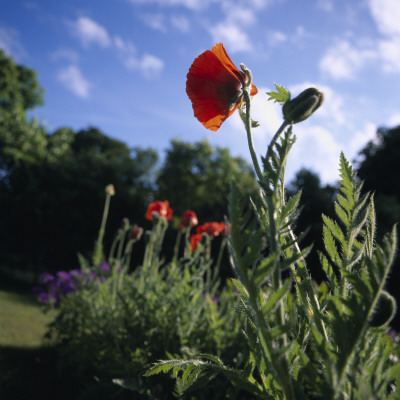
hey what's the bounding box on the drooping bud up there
[282,87,324,124]
[369,290,397,327]
[130,226,143,241]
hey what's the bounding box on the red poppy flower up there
[190,233,203,251]
[178,210,198,231]
[196,222,224,237]
[186,43,258,131]
[145,201,173,221]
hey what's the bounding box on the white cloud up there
[114,36,136,53]
[127,0,210,10]
[170,15,190,32]
[124,53,164,78]
[319,40,376,80]
[0,26,25,58]
[113,35,164,77]
[288,125,342,184]
[268,26,308,48]
[70,17,110,48]
[209,23,252,53]
[221,4,256,25]
[315,0,334,12]
[51,48,79,63]
[58,65,90,98]
[378,38,400,73]
[346,122,377,159]
[368,0,400,37]
[140,13,167,32]
[268,31,287,46]
[388,113,400,126]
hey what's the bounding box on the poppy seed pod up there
[282,87,324,124]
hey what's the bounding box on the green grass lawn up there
[0,287,54,347]
[0,283,79,400]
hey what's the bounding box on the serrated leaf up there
[266,83,290,105]
[322,215,345,245]
[231,278,249,300]
[335,202,349,227]
[261,278,292,315]
[280,244,313,271]
[253,253,278,287]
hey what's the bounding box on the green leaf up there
[261,278,292,315]
[322,214,345,246]
[266,84,290,105]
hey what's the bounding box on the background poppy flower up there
[190,233,203,251]
[186,43,258,131]
[145,200,173,221]
[178,210,198,231]
[196,222,224,237]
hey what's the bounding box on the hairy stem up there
[243,89,264,183]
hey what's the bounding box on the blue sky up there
[2,0,400,184]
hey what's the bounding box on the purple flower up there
[102,262,110,273]
[39,272,55,285]
[39,292,50,304]
[211,295,219,304]
[71,269,85,278]
[56,271,72,282]
[388,330,399,343]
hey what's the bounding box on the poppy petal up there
[212,43,258,97]
[186,50,243,131]
[211,43,243,82]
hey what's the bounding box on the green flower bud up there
[282,87,324,124]
[369,290,397,327]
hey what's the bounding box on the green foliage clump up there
[45,202,246,399]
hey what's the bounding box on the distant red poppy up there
[190,233,203,251]
[186,43,258,131]
[178,210,198,231]
[196,222,224,237]
[145,201,173,221]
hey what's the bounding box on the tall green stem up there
[242,89,264,183]
[242,85,294,399]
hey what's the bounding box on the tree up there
[287,168,337,282]
[357,125,400,236]
[356,125,400,329]
[0,49,44,113]
[0,125,158,275]
[156,138,257,223]
[0,51,47,170]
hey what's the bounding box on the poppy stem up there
[242,89,264,183]
[267,120,290,161]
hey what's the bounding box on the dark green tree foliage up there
[156,138,257,222]
[0,50,43,113]
[356,125,400,330]
[357,125,400,236]
[287,169,336,282]
[0,50,46,168]
[155,139,257,275]
[0,124,158,275]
